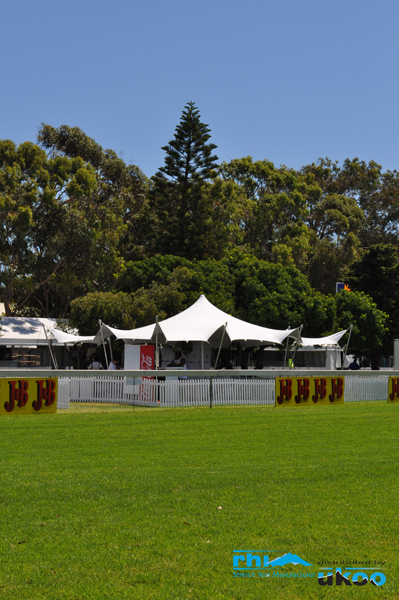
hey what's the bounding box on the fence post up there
[209,376,213,409]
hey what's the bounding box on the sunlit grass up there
[0,402,398,599]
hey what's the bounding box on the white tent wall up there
[293,347,343,369]
[326,347,342,370]
[124,345,141,370]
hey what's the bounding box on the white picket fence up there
[345,375,389,402]
[56,374,391,408]
[213,377,275,406]
[57,377,71,409]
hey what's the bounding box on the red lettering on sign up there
[313,378,327,403]
[329,378,344,402]
[295,378,310,403]
[277,379,292,404]
[5,380,29,412]
[389,378,399,401]
[34,380,56,411]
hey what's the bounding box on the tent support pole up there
[201,341,204,370]
[99,319,109,369]
[343,324,353,366]
[283,326,290,369]
[43,325,58,369]
[291,324,303,366]
[214,322,227,369]
[155,315,158,372]
[108,337,114,361]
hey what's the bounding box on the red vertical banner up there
[140,345,155,403]
[140,345,154,371]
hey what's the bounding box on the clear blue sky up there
[1,0,398,177]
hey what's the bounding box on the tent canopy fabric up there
[300,329,348,347]
[94,294,302,348]
[0,317,66,347]
[47,328,95,345]
[0,318,95,347]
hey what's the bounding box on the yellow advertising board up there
[0,378,58,416]
[388,377,399,403]
[275,376,345,406]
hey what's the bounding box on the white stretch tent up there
[47,328,95,345]
[295,329,349,370]
[0,318,95,347]
[301,329,348,347]
[0,317,62,346]
[94,294,302,348]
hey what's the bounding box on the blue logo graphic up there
[233,550,312,570]
[265,553,312,568]
[233,550,386,586]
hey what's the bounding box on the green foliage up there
[347,244,399,355]
[219,157,310,268]
[3,114,399,352]
[347,244,398,314]
[113,250,388,358]
[114,251,336,336]
[157,101,218,185]
[0,139,101,316]
[335,290,388,365]
[69,291,135,334]
[37,123,150,265]
[117,254,193,290]
[149,103,249,259]
[299,159,365,292]
[117,254,235,314]
[302,157,399,248]
[221,250,336,335]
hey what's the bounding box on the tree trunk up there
[4,286,14,316]
[370,354,380,370]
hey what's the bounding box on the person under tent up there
[349,358,360,370]
[88,356,104,370]
[167,351,186,368]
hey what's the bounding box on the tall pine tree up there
[150,102,220,258]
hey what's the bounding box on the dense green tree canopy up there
[302,157,399,248]
[38,124,150,263]
[0,139,99,316]
[219,157,310,268]
[347,244,399,352]
[69,291,135,335]
[335,290,388,369]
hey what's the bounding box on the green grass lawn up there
[0,402,398,599]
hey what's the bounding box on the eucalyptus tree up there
[38,123,150,265]
[0,139,99,315]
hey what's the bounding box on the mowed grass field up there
[0,401,398,600]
